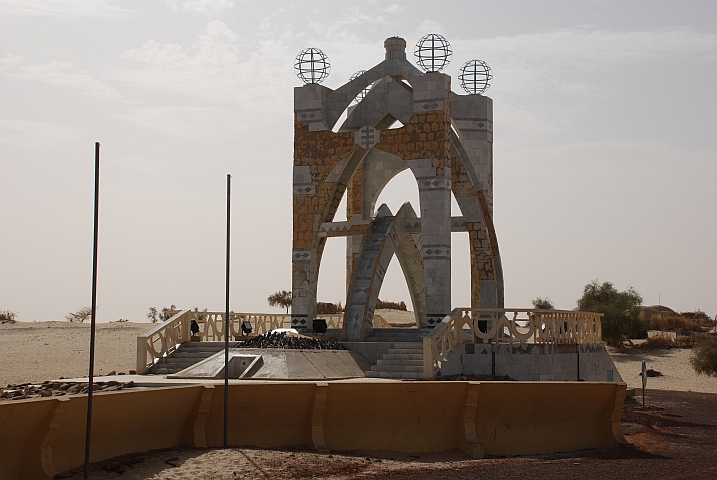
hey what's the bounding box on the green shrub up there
[531,297,554,309]
[690,336,717,376]
[577,280,645,347]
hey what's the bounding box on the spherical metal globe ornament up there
[294,48,331,84]
[459,60,492,95]
[349,70,370,102]
[414,34,452,73]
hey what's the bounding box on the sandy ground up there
[609,346,717,394]
[0,321,146,386]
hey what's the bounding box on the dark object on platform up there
[190,320,200,335]
[431,374,515,382]
[241,321,253,335]
[236,331,344,350]
[313,318,328,334]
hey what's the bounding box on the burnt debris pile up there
[236,331,344,350]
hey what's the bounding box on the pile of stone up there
[237,331,345,350]
[0,380,136,401]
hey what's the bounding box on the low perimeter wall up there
[439,343,624,382]
[0,381,627,480]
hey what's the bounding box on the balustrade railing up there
[136,310,346,374]
[423,308,603,379]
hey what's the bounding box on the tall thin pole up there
[223,174,231,448]
[84,142,101,479]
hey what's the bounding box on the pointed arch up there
[343,203,425,341]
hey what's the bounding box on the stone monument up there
[291,35,503,341]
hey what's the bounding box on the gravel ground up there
[61,389,717,480]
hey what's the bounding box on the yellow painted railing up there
[423,308,604,379]
[136,310,346,374]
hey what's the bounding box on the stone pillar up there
[408,158,451,326]
[451,94,493,211]
[409,72,452,326]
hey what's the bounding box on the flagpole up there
[223,174,231,448]
[84,142,101,478]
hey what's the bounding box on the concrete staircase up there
[364,329,426,380]
[150,342,227,375]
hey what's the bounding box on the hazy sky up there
[1,0,715,323]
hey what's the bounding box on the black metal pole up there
[223,174,231,448]
[84,142,100,479]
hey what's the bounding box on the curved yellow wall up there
[0,381,626,480]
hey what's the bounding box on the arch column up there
[408,158,452,326]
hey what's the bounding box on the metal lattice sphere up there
[414,34,452,73]
[458,60,492,95]
[349,70,370,102]
[294,48,331,84]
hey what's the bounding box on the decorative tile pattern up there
[354,125,379,149]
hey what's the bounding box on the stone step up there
[368,328,422,334]
[365,338,423,344]
[370,365,423,373]
[170,352,217,359]
[366,371,423,379]
[387,348,423,355]
[383,342,423,348]
[378,353,423,361]
[376,358,423,366]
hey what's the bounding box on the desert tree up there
[147,304,178,323]
[690,336,717,377]
[65,306,93,323]
[268,290,293,313]
[531,297,554,310]
[577,280,645,347]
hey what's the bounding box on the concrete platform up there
[167,348,372,380]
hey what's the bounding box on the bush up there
[577,280,646,347]
[147,305,178,323]
[645,336,673,348]
[675,335,696,348]
[65,306,93,323]
[649,315,699,332]
[316,302,343,314]
[531,297,554,310]
[690,336,717,376]
[0,310,17,324]
[376,299,407,311]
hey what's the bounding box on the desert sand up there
[0,321,145,387]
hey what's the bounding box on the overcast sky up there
[1,0,715,323]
